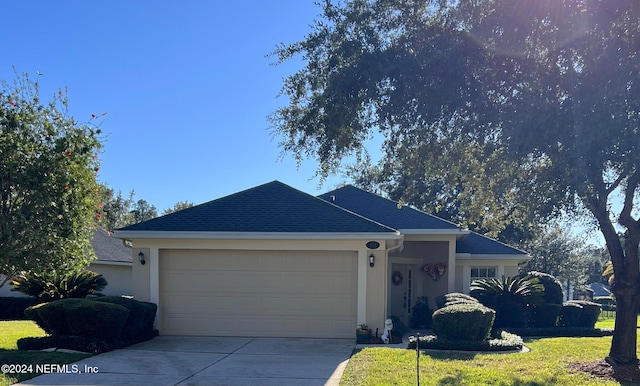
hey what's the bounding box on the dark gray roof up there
[318,185,460,230]
[118,181,397,234]
[319,185,526,256]
[90,228,132,263]
[455,232,527,255]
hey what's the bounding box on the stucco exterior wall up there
[89,262,132,296]
[126,237,393,336]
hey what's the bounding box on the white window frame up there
[470,266,498,282]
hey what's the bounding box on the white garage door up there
[159,249,358,338]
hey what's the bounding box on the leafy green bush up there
[435,292,479,309]
[593,296,616,311]
[432,303,495,341]
[503,326,613,337]
[531,303,562,327]
[17,335,114,354]
[0,296,39,320]
[24,298,130,341]
[522,271,564,304]
[388,315,408,337]
[93,296,157,344]
[407,331,523,351]
[470,275,544,328]
[410,297,432,328]
[565,300,601,328]
[11,270,108,301]
[559,302,584,327]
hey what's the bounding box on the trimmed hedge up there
[17,335,114,354]
[25,298,130,340]
[524,271,563,304]
[0,296,39,320]
[432,303,495,341]
[93,296,158,344]
[435,293,479,309]
[503,326,613,338]
[564,300,601,328]
[531,303,562,328]
[407,331,523,352]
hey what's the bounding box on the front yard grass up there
[342,336,638,385]
[0,321,92,386]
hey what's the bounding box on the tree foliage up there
[0,73,102,281]
[272,0,640,363]
[522,225,591,289]
[97,184,159,231]
[162,200,194,216]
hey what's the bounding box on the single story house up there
[114,181,529,339]
[0,228,133,297]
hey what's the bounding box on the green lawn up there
[594,313,640,330]
[0,321,92,386]
[342,336,633,385]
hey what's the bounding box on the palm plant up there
[470,275,544,328]
[11,270,108,301]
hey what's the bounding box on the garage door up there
[159,249,358,338]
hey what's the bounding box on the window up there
[470,266,497,281]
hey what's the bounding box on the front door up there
[389,263,417,327]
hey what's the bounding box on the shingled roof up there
[118,181,397,234]
[90,228,132,263]
[319,185,526,256]
[318,185,460,230]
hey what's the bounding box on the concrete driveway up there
[18,336,356,386]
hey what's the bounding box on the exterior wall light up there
[369,254,375,267]
[138,251,146,265]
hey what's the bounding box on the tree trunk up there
[607,287,639,365]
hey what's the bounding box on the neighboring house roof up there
[589,282,612,297]
[319,185,527,256]
[118,181,397,234]
[319,185,460,231]
[90,228,132,263]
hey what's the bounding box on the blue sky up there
[1,1,607,246]
[1,1,350,212]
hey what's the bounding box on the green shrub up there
[0,296,39,320]
[470,275,544,328]
[531,303,562,327]
[593,296,616,311]
[24,298,130,341]
[559,302,583,327]
[409,297,432,328]
[523,271,564,304]
[93,296,157,344]
[17,335,115,354]
[432,303,495,341]
[11,270,108,301]
[407,330,523,351]
[566,300,601,328]
[435,293,479,309]
[388,315,408,337]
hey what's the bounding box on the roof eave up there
[400,228,470,238]
[113,230,402,241]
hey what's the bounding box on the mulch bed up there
[568,360,640,384]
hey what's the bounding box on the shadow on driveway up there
[17,336,356,386]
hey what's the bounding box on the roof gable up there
[118,181,397,234]
[318,185,460,231]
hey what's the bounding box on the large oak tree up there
[271,0,640,364]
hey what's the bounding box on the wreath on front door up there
[392,271,403,286]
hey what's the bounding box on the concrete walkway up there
[17,336,356,386]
